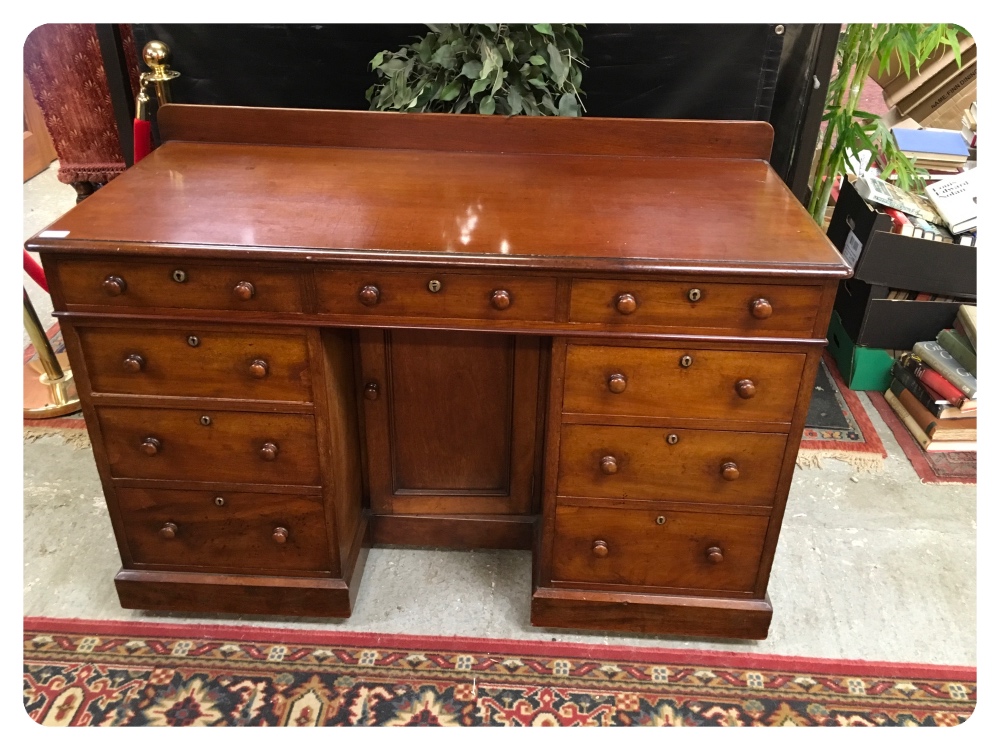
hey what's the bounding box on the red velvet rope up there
[134,118,152,163]
[24,250,48,292]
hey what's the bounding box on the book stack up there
[962,102,977,162]
[883,304,977,452]
[853,173,977,246]
[891,127,969,177]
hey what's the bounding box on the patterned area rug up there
[868,392,977,485]
[23,618,975,727]
[797,353,887,473]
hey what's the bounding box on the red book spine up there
[915,363,966,407]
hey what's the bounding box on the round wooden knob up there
[103,275,126,296]
[592,540,609,558]
[707,546,724,563]
[234,281,256,301]
[490,289,512,310]
[607,374,627,393]
[600,455,618,475]
[159,522,178,539]
[272,526,289,544]
[141,437,161,456]
[735,379,757,399]
[259,441,279,461]
[123,354,145,373]
[359,285,380,306]
[364,382,379,400]
[249,359,269,379]
[721,461,740,481]
[614,293,637,315]
[749,297,773,319]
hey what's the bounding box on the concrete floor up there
[22,163,977,665]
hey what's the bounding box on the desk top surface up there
[33,106,849,278]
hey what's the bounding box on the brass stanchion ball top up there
[143,40,171,68]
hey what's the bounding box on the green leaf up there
[470,78,490,96]
[461,60,483,79]
[370,51,385,70]
[491,68,506,95]
[533,23,553,36]
[541,92,556,114]
[431,44,457,69]
[382,58,406,73]
[557,92,580,117]
[508,85,523,114]
[547,42,568,86]
[439,80,462,101]
[479,95,496,115]
[528,54,546,66]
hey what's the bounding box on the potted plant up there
[807,23,969,225]
[366,24,586,116]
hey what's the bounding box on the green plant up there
[365,24,586,116]
[808,23,969,225]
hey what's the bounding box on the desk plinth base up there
[114,552,367,619]
[530,587,773,640]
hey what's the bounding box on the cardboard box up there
[826,179,975,349]
[827,310,895,391]
[918,81,976,129]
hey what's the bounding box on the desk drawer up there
[557,424,785,506]
[117,488,331,573]
[316,269,557,323]
[78,326,312,402]
[551,504,768,593]
[569,279,822,336]
[53,259,305,313]
[563,344,805,423]
[97,406,321,485]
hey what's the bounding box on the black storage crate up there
[827,179,976,350]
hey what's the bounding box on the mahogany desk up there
[31,105,850,639]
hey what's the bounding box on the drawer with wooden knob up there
[568,279,823,337]
[96,406,321,485]
[550,504,769,593]
[557,423,786,506]
[50,259,306,313]
[76,326,313,402]
[315,269,558,323]
[562,344,806,424]
[116,488,331,573]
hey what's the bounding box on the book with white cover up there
[925,168,977,234]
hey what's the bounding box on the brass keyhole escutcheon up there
[680,355,693,368]
[656,516,666,525]
[187,335,200,347]
[687,288,702,302]
[666,433,679,445]
[214,496,225,507]
[428,279,442,293]
[199,415,212,426]
[172,269,187,283]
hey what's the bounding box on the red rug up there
[868,391,977,485]
[797,353,887,472]
[23,617,975,727]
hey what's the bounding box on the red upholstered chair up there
[23,23,141,201]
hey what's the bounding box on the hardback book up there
[891,127,970,162]
[955,305,977,351]
[884,389,977,453]
[855,175,943,224]
[881,36,975,106]
[898,352,975,411]
[891,362,973,419]
[883,207,914,236]
[925,168,977,234]
[890,380,977,440]
[912,341,977,398]
[937,328,976,376]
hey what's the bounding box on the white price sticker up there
[843,230,863,267]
